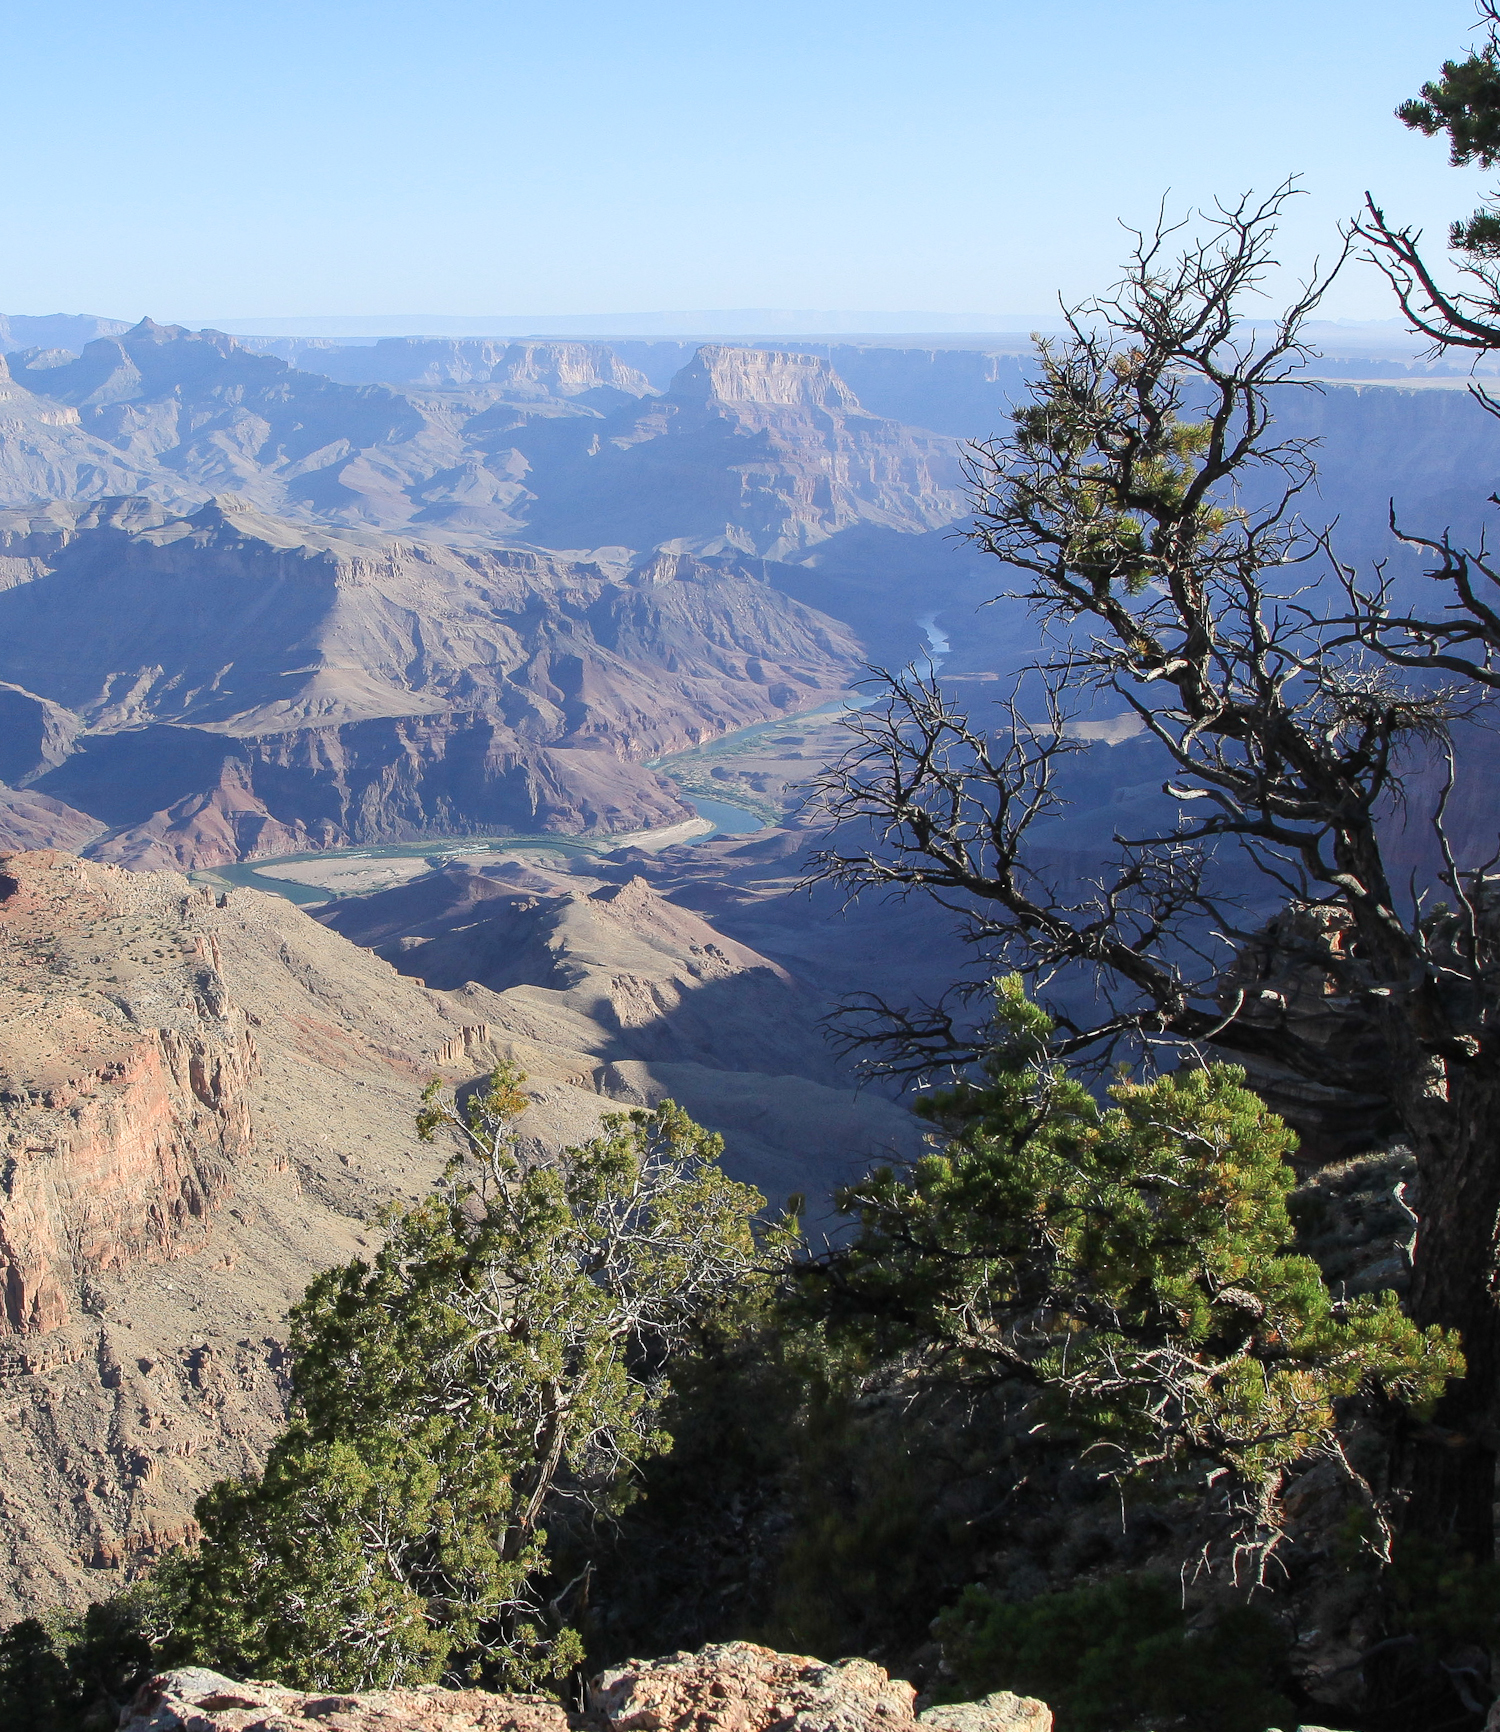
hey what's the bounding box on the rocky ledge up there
[119,1643,1052,1732]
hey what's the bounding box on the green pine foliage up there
[151,1067,769,1693]
[796,978,1462,1519]
[1399,42,1500,169]
[1397,27,1500,254]
[585,979,1466,1690]
[0,990,1471,1724]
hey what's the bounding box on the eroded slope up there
[0,850,619,1616]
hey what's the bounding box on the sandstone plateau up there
[118,1645,1052,1732]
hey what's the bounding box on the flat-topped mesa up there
[0,851,255,1334]
[674,344,864,414]
[489,340,654,399]
[261,335,657,394]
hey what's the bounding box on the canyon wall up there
[0,849,619,1612]
[0,846,919,1615]
[0,503,862,867]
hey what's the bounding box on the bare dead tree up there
[809,186,1500,1561]
[815,663,1387,1087]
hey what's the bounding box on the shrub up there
[935,1574,1294,1732]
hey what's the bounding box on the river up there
[191,794,767,906]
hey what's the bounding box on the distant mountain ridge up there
[4,313,1499,869]
[0,312,132,353]
[0,319,967,550]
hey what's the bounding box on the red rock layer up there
[0,853,256,1334]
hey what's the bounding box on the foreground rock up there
[592,1643,1050,1732]
[119,1667,569,1731]
[119,1645,1051,1732]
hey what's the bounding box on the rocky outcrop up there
[117,1648,1051,1732]
[590,1644,1050,1732]
[0,785,105,852]
[120,1668,569,1732]
[0,852,255,1335]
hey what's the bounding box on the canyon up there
[1,319,1497,877]
[4,309,1500,1653]
[0,499,860,867]
[1,314,1488,882]
[0,845,920,1616]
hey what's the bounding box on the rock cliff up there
[0,852,254,1336]
[0,849,628,1615]
[0,848,916,1615]
[261,335,657,397]
[519,346,966,561]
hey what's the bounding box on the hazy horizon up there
[0,308,1440,351]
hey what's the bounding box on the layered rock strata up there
[0,499,860,868]
[0,852,255,1336]
[0,849,622,1617]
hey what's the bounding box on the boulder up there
[118,1666,570,1731]
[588,1643,1050,1732]
[919,1695,1052,1732]
[116,1647,1053,1732]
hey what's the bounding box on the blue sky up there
[0,0,1490,325]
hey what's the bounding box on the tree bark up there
[1395,1053,1500,1561]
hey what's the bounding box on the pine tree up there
[155,1067,769,1692]
[796,979,1462,1555]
